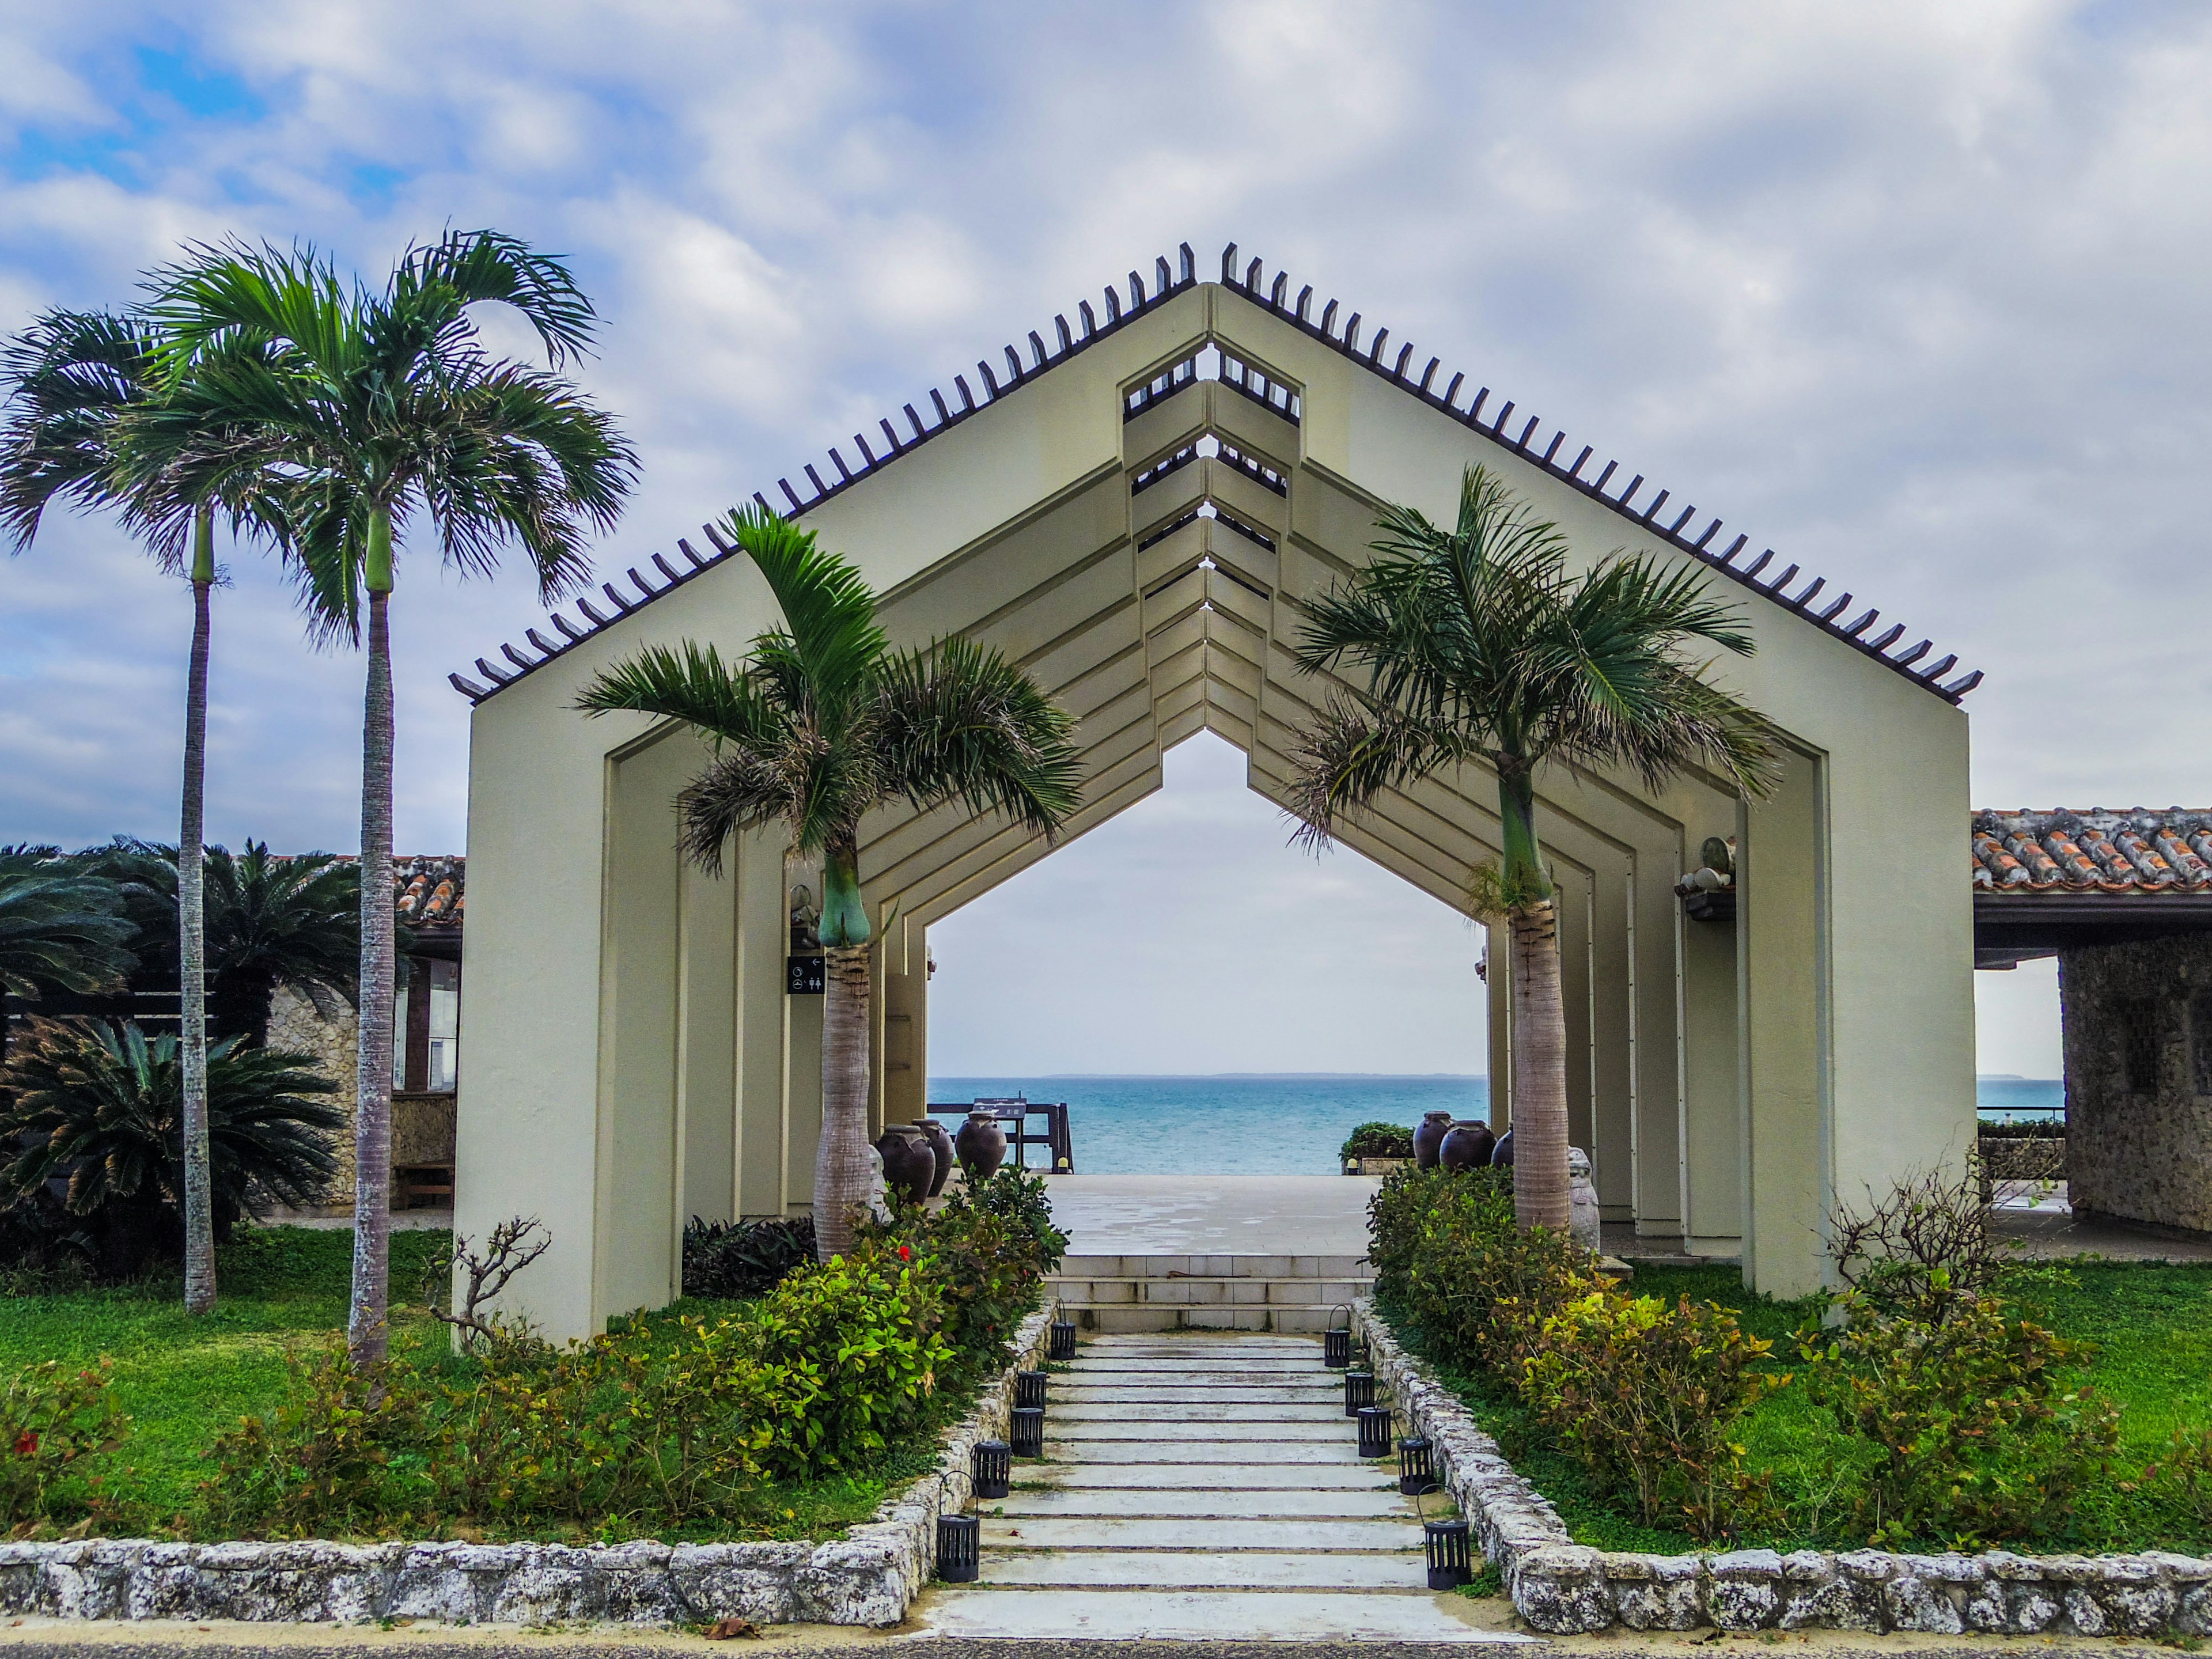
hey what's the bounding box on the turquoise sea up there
[929,1074,2066,1175]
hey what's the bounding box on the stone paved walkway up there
[916,1331,1524,1643]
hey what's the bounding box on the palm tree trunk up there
[349,512,397,1368]
[179,507,217,1316]
[1508,900,1571,1232]
[1497,762,1570,1233]
[815,944,874,1262]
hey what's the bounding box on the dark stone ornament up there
[1413,1109,1455,1170]
[875,1126,934,1203]
[916,1116,956,1196]
[1440,1121,1495,1172]
[955,1110,1008,1182]
[1490,1126,1515,1168]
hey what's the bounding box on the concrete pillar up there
[675,850,736,1233]
[733,828,788,1219]
[882,918,930,1126]
[1737,748,1827,1298]
[594,732,691,1321]
[1680,884,1744,1255]
[782,856,824,1217]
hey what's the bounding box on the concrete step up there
[1080,1334,1324,1351]
[1061,1381,1343,1402]
[918,1588,1529,1643]
[1056,1253,1372,1279]
[1067,1357,1337,1375]
[1049,1418,1355,1444]
[1025,1461,1396,1490]
[990,1487,1418,1519]
[976,1548,1431,1589]
[1055,1400,1347,1423]
[982,1515,1426,1551]
[1055,1277,1373,1307]
[1048,1438,1372,1464]
[1073,1305,1360,1334]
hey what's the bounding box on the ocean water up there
[929,1074,2066,1175]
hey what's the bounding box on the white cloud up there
[6,0,2210,1075]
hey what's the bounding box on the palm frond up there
[717,505,887,712]
[574,641,789,744]
[388,229,601,368]
[1283,695,1482,849]
[875,635,1084,840]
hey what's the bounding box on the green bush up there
[0,1358,130,1526]
[1340,1120,1415,1159]
[1372,1166,1599,1373]
[1520,1290,1783,1539]
[1800,1291,2120,1547]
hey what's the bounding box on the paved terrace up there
[1040,1175,1377,1257]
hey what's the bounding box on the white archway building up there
[451,245,1977,1339]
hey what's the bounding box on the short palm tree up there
[577,508,1081,1261]
[1,305,292,1316]
[1289,466,1779,1232]
[139,230,637,1364]
[0,1019,342,1281]
[0,849,137,1062]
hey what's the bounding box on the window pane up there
[392,979,410,1091]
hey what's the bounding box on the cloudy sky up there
[6,1,2203,1077]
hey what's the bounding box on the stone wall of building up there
[266,984,361,1209]
[2059,935,2212,1235]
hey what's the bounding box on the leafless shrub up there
[1828,1155,2012,1323]
[422,1215,551,1353]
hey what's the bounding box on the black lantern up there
[1048,1319,1077,1361]
[1357,1404,1393,1459]
[972,1438,1010,1501]
[1343,1369,1376,1417]
[1399,1435,1438,1495]
[1015,1370,1048,1409]
[1324,1306,1353,1368]
[1425,1518,1472,1591]
[1010,1404,1046,1457]
[936,1514,980,1583]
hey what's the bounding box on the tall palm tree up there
[1289,466,1779,1232]
[577,508,1081,1262]
[141,231,637,1364]
[0,313,284,1316]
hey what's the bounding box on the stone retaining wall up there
[0,1302,1055,1629]
[1354,1298,2212,1638]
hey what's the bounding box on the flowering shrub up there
[0,1359,130,1525]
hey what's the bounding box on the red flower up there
[896,1245,912,1262]
[13,1431,35,1458]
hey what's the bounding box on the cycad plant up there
[0,1020,342,1280]
[75,840,359,1045]
[139,232,637,1363]
[0,306,289,1316]
[577,509,1081,1260]
[0,849,137,1062]
[1289,466,1778,1231]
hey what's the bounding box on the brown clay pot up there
[1413,1111,1456,1170]
[1439,1121,1496,1172]
[875,1126,934,1204]
[955,1110,1008,1182]
[916,1116,956,1197]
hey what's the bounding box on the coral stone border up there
[0,1301,1056,1630]
[1354,1297,2212,1639]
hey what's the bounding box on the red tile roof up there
[394,855,464,929]
[1972,811,2212,895]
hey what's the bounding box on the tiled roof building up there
[393,855,465,931]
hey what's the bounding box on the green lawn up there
[0,1226,958,1543]
[1389,1258,2212,1555]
